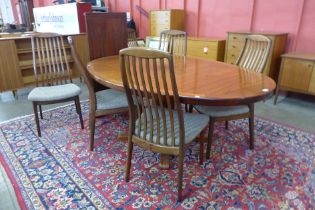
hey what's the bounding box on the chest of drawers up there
[149,10,184,37]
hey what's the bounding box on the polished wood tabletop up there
[87,56,276,106]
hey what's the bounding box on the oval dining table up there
[87,55,276,168]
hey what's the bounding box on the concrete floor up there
[0,82,314,209]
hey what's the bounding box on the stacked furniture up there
[225,32,287,80]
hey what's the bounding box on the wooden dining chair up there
[28,33,84,137]
[120,47,209,201]
[68,36,129,151]
[194,34,272,159]
[159,29,187,57]
[127,28,138,47]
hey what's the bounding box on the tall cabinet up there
[225,32,287,80]
[149,10,184,37]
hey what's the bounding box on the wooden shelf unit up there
[274,53,315,104]
[149,10,184,37]
[0,34,89,92]
[225,32,287,80]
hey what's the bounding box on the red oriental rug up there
[0,102,314,209]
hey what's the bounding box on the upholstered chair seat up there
[28,84,81,101]
[95,89,128,110]
[136,108,209,145]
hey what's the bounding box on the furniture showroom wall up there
[12,0,315,53]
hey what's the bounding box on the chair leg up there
[125,137,134,182]
[75,97,84,129]
[188,104,193,113]
[206,117,215,159]
[32,102,41,137]
[177,150,184,202]
[199,136,204,165]
[39,105,43,119]
[225,121,229,129]
[249,104,255,150]
[89,110,96,151]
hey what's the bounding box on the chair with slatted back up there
[159,29,187,57]
[68,36,129,151]
[127,28,138,47]
[28,33,84,137]
[194,34,272,159]
[120,47,209,201]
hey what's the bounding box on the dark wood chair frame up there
[204,34,272,159]
[30,33,84,137]
[68,36,129,151]
[120,47,207,201]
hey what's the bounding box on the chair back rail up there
[120,47,185,148]
[31,33,72,87]
[159,30,187,57]
[236,34,272,73]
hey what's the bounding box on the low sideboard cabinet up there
[274,53,315,105]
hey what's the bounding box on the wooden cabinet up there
[149,10,184,37]
[274,53,315,104]
[187,37,225,61]
[225,32,287,80]
[85,13,127,60]
[0,34,89,92]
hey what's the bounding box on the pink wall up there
[11,0,315,53]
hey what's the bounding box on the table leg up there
[159,154,171,169]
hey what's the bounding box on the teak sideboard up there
[0,34,89,92]
[225,32,287,80]
[274,53,315,105]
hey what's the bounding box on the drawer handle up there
[308,64,313,68]
[231,54,235,57]
[232,45,236,48]
[233,37,237,40]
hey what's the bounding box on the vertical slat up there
[44,38,52,84]
[153,58,167,145]
[138,57,151,141]
[143,58,155,143]
[56,36,65,84]
[125,56,141,137]
[52,37,59,84]
[131,56,146,137]
[31,37,38,86]
[160,58,175,146]
[60,37,71,83]
[48,37,57,85]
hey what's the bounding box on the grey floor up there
[0,81,314,209]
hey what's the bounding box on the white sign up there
[33,3,80,34]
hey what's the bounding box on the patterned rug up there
[0,102,314,209]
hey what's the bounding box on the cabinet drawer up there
[227,41,244,51]
[228,34,246,43]
[151,24,170,36]
[150,17,170,25]
[280,58,313,91]
[151,11,170,19]
[226,48,241,63]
